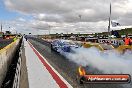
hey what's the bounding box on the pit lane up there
[28,37,130,88]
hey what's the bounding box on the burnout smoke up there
[62,47,132,74]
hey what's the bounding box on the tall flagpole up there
[108,3,111,36]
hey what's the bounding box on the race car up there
[51,39,79,52]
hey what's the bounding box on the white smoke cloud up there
[63,47,132,74]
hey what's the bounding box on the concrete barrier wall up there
[0,39,20,87]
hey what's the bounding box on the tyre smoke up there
[63,47,132,74]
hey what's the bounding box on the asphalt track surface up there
[0,39,13,49]
[28,37,131,88]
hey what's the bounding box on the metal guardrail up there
[12,40,23,88]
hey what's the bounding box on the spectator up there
[124,35,132,45]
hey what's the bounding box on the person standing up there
[24,35,28,41]
[124,35,132,45]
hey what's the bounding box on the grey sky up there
[3,0,132,34]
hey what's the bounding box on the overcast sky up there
[0,0,132,34]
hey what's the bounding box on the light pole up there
[78,14,82,34]
[9,27,11,32]
[1,22,2,32]
[79,14,82,21]
[48,25,51,35]
[16,30,17,34]
[108,3,111,37]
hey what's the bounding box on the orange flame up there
[78,66,86,76]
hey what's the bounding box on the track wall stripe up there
[28,41,69,88]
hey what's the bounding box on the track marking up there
[28,41,73,88]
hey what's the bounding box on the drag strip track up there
[28,37,127,88]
